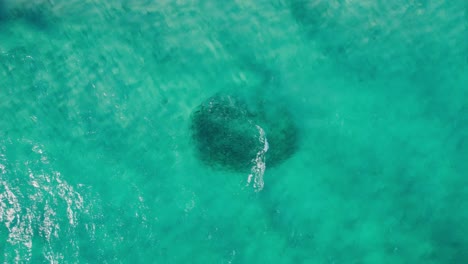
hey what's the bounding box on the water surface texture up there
[1,0,467,263]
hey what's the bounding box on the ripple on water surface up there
[0,139,90,263]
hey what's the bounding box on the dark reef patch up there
[289,0,337,36]
[0,1,53,29]
[190,93,298,172]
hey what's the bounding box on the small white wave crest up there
[247,125,269,192]
[0,139,87,263]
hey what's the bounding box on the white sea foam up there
[247,125,269,192]
[0,140,87,263]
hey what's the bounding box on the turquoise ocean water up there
[0,0,467,263]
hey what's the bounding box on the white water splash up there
[247,125,269,192]
[0,140,86,263]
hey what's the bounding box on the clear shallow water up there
[0,0,467,263]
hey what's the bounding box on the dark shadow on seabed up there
[190,93,298,172]
[0,0,53,29]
